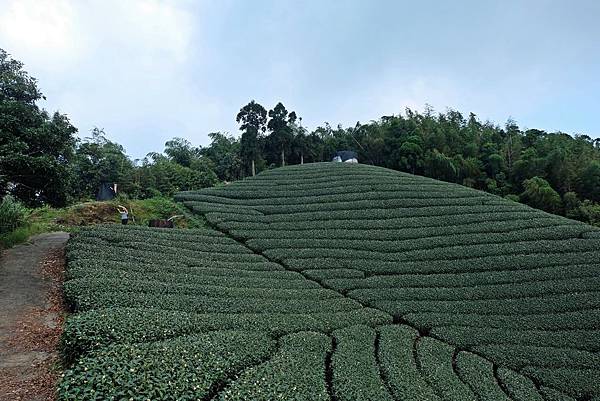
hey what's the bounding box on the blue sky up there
[1,0,598,158]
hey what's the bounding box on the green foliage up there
[177,163,600,398]
[218,332,330,401]
[0,195,27,234]
[415,337,477,400]
[331,325,394,401]
[520,176,562,213]
[455,351,512,401]
[237,100,267,176]
[496,367,544,401]
[579,161,600,201]
[377,325,440,400]
[0,49,77,207]
[58,331,275,401]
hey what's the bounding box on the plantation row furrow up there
[61,307,392,360]
[68,244,267,265]
[284,251,600,275]
[323,263,599,290]
[69,255,284,272]
[217,210,550,231]
[376,325,441,401]
[82,224,229,241]
[473,343,600,370]
[495,367,545,401]
[228,216,584,240]
[404,309,600,331]
[520,366,600,399]
[204,203,526,224]
[238,172,415,184]
[263,239,600,264]
[69,289,363,314]
[67,266,317,289]
[373,291,600,317]
[186,195,497,215]
[245,225,590,254]
[414,337,478,400]
[348,276,600,303]
[87,223,225,237]
[177,182,485,200]
[430,326,600,352]
[71,235,252,255]
[65,277,340,305]
[179,188,483,207]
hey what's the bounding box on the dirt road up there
[0,232,69,401]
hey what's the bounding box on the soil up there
[0,232,69,401]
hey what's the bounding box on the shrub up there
[331,325,394,401]
[218,332,331,401]
[0,195,28,234]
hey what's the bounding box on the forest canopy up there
[2,48,600,224]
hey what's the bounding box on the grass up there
[0,197,206,250]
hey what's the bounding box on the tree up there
[71,128,135,199]
[0,49,77,206]
[519,176,561,213]
[236,100,267,176]
[267,102,297,167]
[164,137,198,167]
[200,132,242,181]
[579,162,600,202]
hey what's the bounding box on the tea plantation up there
[59,163,600,400]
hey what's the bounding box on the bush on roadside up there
[0,196,28,234]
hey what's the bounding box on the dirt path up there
[0,232,69,401]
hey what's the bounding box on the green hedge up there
[217,210,546,231]
[326,263,599,292]
[285,251,600,275]
[229,216,581,240]
[66,289,362,314]
[521,366,600,399]
[404,309,600,331]
[218,332,331,401]
[349,276,600,303]
[454,351,512,401]
[430,326,600,352]
[263,239,600,264]
[496,367,544,401]
[373,291,600,317]
[68,267,318,289]
[61,307,391,362]
[58,331,275,401]
[245,225,588,254]
[331,325,394,401]
[376,325,440,401]
[415,337,477,400]
[472,344,600,370]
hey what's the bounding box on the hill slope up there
[60,163,600,400]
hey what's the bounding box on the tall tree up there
[164,137,198,168]
[0,49,77,206]
[236,100,267,176]
[72,128,135,199]
[267,102,297,167]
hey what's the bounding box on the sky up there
[1,0,599,159]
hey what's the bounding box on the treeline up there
[3,49,600,224]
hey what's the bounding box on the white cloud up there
[0,0,209,156]
[0,0,82,66]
